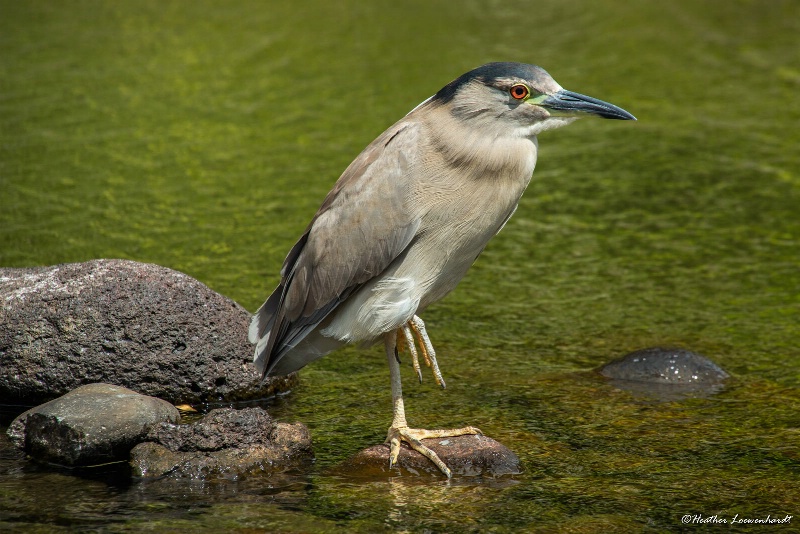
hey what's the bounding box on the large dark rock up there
[0,259,295,405]
[339,434,521,478]
[7,383,179,466]
[130,407,313,479]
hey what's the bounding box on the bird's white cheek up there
[522,116,580,137]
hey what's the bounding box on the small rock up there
[599,347,729,384]
[599,347,729,400]
[339,434,521,477]
[7,383,179,466]
[130,407,313,479]
[0,259,295,405]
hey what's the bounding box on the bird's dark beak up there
[539,89,636,120]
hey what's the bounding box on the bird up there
[249,62,635,477]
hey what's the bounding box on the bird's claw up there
[398,316,446,388]
[385,425,483,478]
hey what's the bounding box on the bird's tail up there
[248,285,283,378]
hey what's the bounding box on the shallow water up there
[2,0,799,531]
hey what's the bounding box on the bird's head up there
[426,62,636,139]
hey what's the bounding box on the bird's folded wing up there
[251,120,423,376]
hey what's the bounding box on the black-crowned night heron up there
[250,62,635,477]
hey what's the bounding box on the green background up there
[1,1,798,531]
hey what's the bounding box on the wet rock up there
[600,347,729,384]
[7,383,179,466]
[130,407,313,479]
[0,259,296,405]
[599,347,729,400]
[339,434,521,477]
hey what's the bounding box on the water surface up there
[1,1,799,531]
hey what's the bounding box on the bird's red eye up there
[510,84,529,100]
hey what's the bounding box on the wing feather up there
[251,120,422,377]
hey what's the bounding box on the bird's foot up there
[386,424,482,477]
[398,315,446,388]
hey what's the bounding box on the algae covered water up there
[1,1,799,531]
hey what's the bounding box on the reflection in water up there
[383,475,520,530]
[603,378,729,402]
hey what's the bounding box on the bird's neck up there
[421,106,538,179]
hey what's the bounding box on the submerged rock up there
[600,347,729,384]
[340,434,521,477]
[7,383,179,466]
[599,347,729,400]
[130,407,313,479]
[0,259,295,405]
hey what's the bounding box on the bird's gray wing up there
[250,120,422,377]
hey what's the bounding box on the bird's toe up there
[385,425,483,477]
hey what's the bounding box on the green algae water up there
[2,1,799,531]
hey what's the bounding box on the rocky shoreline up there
[2,259,728,480]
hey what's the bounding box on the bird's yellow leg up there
[399,323,423,383]
[408,315,445,388]
[383,332,482,478]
